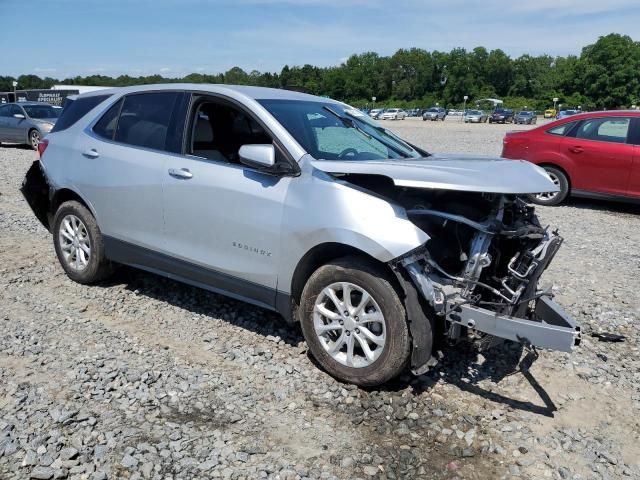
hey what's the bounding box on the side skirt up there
[572,189,640,205]
[103,236,293,320]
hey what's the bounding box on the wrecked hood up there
[311,154,558,194]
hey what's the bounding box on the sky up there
[0,0,638,79]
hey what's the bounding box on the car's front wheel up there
[300,256,410,386]
[53,201,112,284]
[29,129,40,150]
[529,166,569,206]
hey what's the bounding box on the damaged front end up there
[392,192,580,374]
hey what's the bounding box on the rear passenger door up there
[78,91,184,251]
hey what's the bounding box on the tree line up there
[2,33,638,111]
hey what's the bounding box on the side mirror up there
[239,144,275,170]
[13,113,25,119]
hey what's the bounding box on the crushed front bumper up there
[448,295,581,352]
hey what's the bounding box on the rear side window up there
[114,92,178,151]
[93,99,122,140]
[546,121,577,136]
[51,94,112,133]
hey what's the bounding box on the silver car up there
[21,84,580,386]
[0,102,59,149]
[464,109,488,123]
[422,107,446,121]
[380,108,406,120]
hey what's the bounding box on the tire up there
[529,166,569,206]
[28,129,40,150]
[299,256,411,386]
[53,200,112,284]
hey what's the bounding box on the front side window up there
[187,97,272,163]
[259,100,423,160]
[22,105,58,119]
[0,106,10,117]
[9,105,23,116]
[574,117,630,144]
[114,92,178,151]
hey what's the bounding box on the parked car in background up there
[544,109,557,118]
[514,111,538,125]
[0,102,59,149]
[21,84,579,386]
[380,108,406,120]
[369,108,384,119]
[556,109,579,120]
[463,109,488,123]
[488,108,515,124]
[502,110,640,205]
[406,108,420,117]
[422,107,446,121]
[447,109,464,116]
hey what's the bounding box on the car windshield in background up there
[259,100,423,160]
[468,110,482,115]
[427,108,439,112]
[520,111,533,116]
[23,105,58,119]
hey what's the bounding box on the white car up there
[368,108,384,119]
[380,108,406,120]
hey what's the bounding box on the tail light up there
[37,139,49,159]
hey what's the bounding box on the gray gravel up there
[1,119,639,480]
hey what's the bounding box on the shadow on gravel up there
[379,343,558,418]
[97,267,557,417]
[96,266,304,347]
[564,197,640,215]
[0,144,34,150]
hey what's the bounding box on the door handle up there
[569,146,584,154]
[168,168,193,179]
[82,148,100,159]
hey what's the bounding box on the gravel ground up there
[0,118,639,480]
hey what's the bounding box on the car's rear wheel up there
[299,256,410,386]
[29,129,40,150]
[530,166,569,206]
[53,201,112,284]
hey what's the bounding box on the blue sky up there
[1,0,638,78]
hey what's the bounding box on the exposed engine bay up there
[342,174,581,373]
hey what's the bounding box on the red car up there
[502,111,640,205]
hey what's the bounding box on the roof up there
[559,110,640,119]
[4,101,53,106]
[77,83,332,103]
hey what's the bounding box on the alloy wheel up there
[30,130,40,149]
[58,214,91,271]
[313,282,386,368]
[535,171,561,201]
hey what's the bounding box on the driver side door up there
[162,94,293,309]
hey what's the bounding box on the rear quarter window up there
[51,94,112,132]
[546,121,578,136]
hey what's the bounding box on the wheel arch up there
[537,162,572,192]
[50,188,98,226]
[288,242,401,322]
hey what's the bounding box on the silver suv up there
[21,84,580,386]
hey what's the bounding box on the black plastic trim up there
[103,236,292,315]
[571,189,640,204]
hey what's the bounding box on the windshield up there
[468,110,482,115]
[519,111,533,116]
[22,105,58,119]
[427,108,439,112]
[259,99,424,160]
